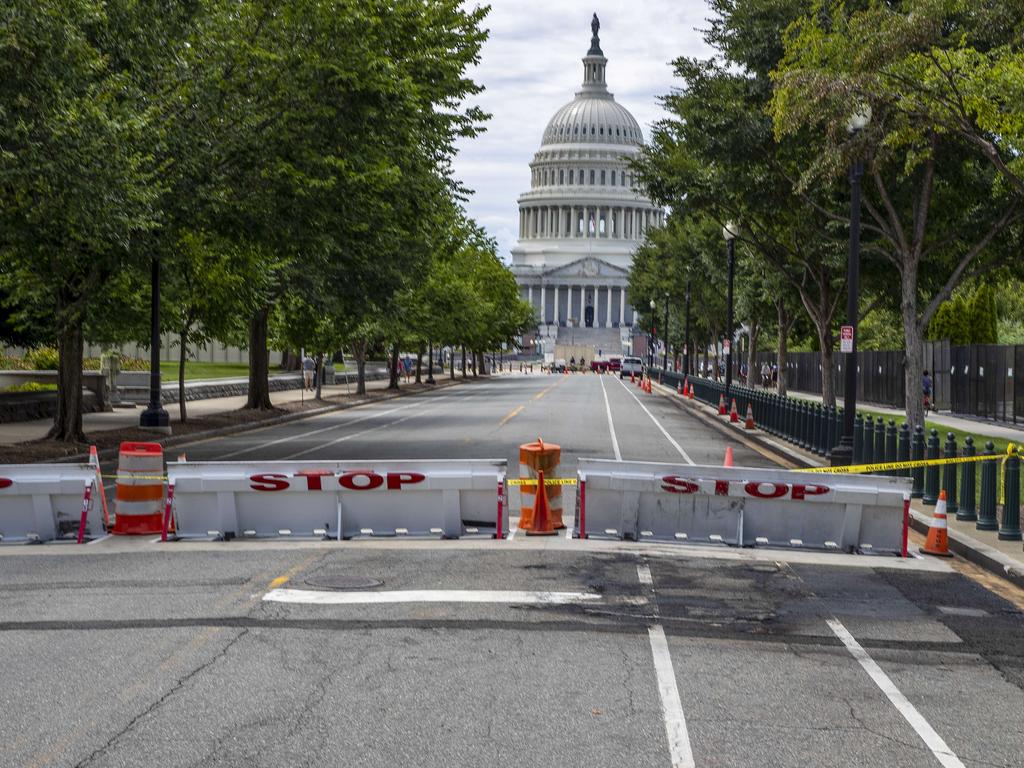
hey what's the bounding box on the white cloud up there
[452,1,716,261]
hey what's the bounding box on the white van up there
[619,356,643,379]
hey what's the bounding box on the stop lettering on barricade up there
[165,459,508,540]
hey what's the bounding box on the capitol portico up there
[510,14,663,354]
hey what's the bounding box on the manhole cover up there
[304,574,383,590]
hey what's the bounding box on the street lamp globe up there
[722,221,738,242]
[649,298,656,310]
[846,105,872,134]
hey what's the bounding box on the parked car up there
[619,356,643,379]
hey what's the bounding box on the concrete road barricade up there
[0,464,104,543]
[576,459,911,554]
[166,460,508,540]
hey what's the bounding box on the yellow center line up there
[264,552,322,595]
[533,377,565,400]
[499,405,524,426]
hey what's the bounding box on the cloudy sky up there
[452,1,716,261]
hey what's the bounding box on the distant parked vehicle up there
[619,356,643,379]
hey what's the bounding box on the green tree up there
[771,0,1023,426]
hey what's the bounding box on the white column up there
[556,207,562,237]
[527,284,534,319]
[605,286,612,327]
[618,286,625,326]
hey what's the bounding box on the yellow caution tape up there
[802,445,1016,475]
[507,477,578,486]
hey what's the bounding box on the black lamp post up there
[723,222,737,404]
[683,278,692,376]
[662,294,669,371]
[831,106,872,467]
[648,298,656,369]
[139,256,170,433]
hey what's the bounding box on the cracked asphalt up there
[2,374,1022,767]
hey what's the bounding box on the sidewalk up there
[0,377,392,445]
[652,379,1024,590]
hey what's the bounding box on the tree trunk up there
[816,323,836,408]
[746,320,759,388]
[415,342,423,384]
[776,301,792,397]
[245,306,273,409]
[178,329,188,423]
[388,343,400,390]
[903,264,926,428]
[48,313,86,442]
[461,345,467,378]
[471,350,478,377]
[314,352,324,400]
[354,338,367,395]
[450,347,455,380]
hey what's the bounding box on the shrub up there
[3,382,58,393]
[25,346,60,370]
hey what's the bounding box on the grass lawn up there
[158,361,251,381]
[852,407,1013,457]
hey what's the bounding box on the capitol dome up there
[542,97,644,147]
[510,14,663,355]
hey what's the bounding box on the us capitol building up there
[510,15,663,357]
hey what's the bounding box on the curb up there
[55,378,468,465]
[908,509,1024,591]
[651,381,1024,589]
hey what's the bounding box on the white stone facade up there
[510,15,662,348]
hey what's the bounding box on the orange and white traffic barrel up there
[113,442,166,535]
[518,438,564,531]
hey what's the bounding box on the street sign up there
[840,325,854,354]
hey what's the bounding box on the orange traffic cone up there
[688,383,694,400]
[525,470,557,536]
[718,393,727,415]
[920,490,953,557]
[723,446,734,467]
[744,403,755,430]
[630,372,635,384]
[729,398,739,423]
[646,377,653,393]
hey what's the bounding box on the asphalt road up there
[2,372,1023,768]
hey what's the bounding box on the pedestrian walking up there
[302,353,315,391]
[761,361,771,387]
[923,369,933,412]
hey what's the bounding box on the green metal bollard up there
[923,428,940,505]
[853,414,864,464]
[897,422,910,478]
[957,436,977,522]
[911,426,925,499]
[799,401,810,450]
[862,415,875,465]
[884,419,897,475]
[833,408,843,455]
[942,432,958,516]
[874,418,886,472]
[977,442,998,531]
[999,449,1022,541]
[823,405,834,458]
[815,404,826,456]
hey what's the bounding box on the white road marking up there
[827,618,965,768]
[281,396,451,460]
[614,376,694,464]
[264,588,605,605]
[637,562,696,768]
[637,563,653,586]
[648,626,696,767]
[599,374,622,461]
[218,401,420,459]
